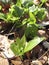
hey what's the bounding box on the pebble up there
[47,58,49,64]
[39,21,49,26]
[43,41,49,49]
[33,0,40,5]
[31,60,42,65]
[0,57,9,65]
[40,56,48,64]
[38,30,45,36]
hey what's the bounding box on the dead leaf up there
[0,57,9,65]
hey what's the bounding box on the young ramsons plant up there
[0,0,47,57]
[10,35,45,56]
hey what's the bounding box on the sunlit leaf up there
[24,37,45,53]
[10,35,45,56]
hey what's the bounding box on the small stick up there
[38,49,49,60]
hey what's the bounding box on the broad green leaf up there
[10,37,21,56]
[9,5,23,17]
[36,8,46,20]
[10,35,26,56]
[10,35,45,56]
[25,24,38,39]
[24,37,45,53]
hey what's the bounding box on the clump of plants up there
[0,0,47,57]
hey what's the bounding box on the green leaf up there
[9,5,23,17]
[16,0,21,7]
[29,12,36,24]
[10,35,45,56]
[10,35,26,56]
[6,13,12,21]
[20,35,26,47]
[0,5,2,10]
[41,0,47,3]
[24,37,45,53]
[25,24,38,39]
[22,19,28,25]
[10,43,19,55]
[15,37,21,45]
[6,13,19,22]
[10,37,21,56]
[36,8,46,20]
[0,13,6,21]
[40,0,47,7]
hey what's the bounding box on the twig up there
[38,49,49,60]
[9,23,17,33]
[4,32,14,36]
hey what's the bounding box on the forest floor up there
[0,0,49,65]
